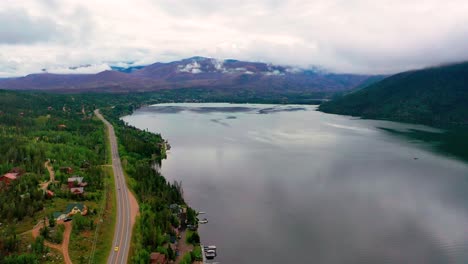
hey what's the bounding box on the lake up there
[123,103,468,264]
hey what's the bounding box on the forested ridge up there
[319,61,468,126]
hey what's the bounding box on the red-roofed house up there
[67,176,87,188]
[0,172,19,185]
[70,187,84,195]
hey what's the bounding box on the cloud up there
[0,8,61,44]
[45,64,111,74]
[0,0,468,77]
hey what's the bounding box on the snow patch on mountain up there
[178,61,203,74]
[173,57,316,76]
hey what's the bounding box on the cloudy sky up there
[1,0,468,77]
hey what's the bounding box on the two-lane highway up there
[95,109,135,264]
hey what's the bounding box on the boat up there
[204,245,217,251]
[205,250,216,259]
[198,218,208,224]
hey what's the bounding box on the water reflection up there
[123,103,468,264]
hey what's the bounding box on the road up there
[95,109,137,264]
[32,220,72,264]
[40,160,56,191]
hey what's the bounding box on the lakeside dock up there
[201,244,219,264]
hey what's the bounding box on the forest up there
[0,89,196,263]
[319,62,468,126]
[0,90,108,262]
[101,106,197,263]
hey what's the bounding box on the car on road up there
[114,246,119,252]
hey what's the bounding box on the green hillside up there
[319,62,468,126]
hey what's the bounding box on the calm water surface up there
[123,103,468,264]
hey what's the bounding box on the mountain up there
[0,57,372,95]
[319,62,468,125]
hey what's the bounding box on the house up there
[150,252,168,264]
[65,203,88,217]
[67,176,87,188]
[70,187,84,195]
[0,172,19,185]
[53,212,67,221]
[53,203,87,220]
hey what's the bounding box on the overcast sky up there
[1,0,468,77]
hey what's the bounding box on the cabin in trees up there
[0,168,25,186]
[0,173,19,185]
[53,203,88,220]
[67,176,87,195]
[67,176,87,188]
[65,203,88,216]
[70,187,84,195]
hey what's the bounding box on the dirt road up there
[32,219,73,264]
[40,160,56,191]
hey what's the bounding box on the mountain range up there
[0,57,374,94]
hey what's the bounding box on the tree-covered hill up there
[319,62,468,126]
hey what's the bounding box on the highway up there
[95,109,134,264]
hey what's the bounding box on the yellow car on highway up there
[114,246,119,252]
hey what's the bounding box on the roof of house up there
[68,176,83,183]
[53,212,65,219]
[150,252,167,264]
[65,203,85,214]
[3,173,19,180]
[70,187,84,194]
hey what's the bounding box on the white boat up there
[205,249,216,259]
[198,218,208,224]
